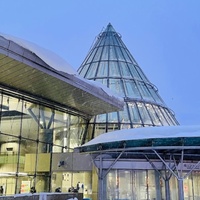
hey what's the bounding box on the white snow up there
[82,125,200,147]
[0,33,124,104]
[0,32,77,74]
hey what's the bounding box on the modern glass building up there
[75,23,200,200]
[1,23,199,200]
[78,23,179,141]
[0,33,123,197]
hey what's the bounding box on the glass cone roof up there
[78,23,179,141]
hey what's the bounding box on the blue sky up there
[1,0,200,125]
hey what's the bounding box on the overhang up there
[75,125,200,161]
[0,34,124,118]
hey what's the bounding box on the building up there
[78,23,179,142]
[0,33,123,197]
[76,23,200,200]
[1,23,199,200]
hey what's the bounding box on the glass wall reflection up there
[0,92,87,195]
[106,169,200,200]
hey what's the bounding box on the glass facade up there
[0,91,87,195]
[106,169,200,200]
[78,23,179,140]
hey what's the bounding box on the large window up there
[0,92,87,195]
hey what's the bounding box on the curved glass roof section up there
[78,23,179,140]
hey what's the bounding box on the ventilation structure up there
[78,23,179,140]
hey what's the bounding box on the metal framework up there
[75,125,200,200]
[87,146,200,200]
[77,23,179,140]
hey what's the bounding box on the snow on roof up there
[0,32,77,75]
[82,125,200,147]
[0,32,124,105]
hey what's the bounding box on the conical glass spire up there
[78,23,179,140]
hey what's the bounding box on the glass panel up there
[164,108,177,125]
[118,170,132,199]
[53,111,68,153]
[169,175,178,200]
[128,102,141,123]
[95,78,108,86]
[183,173,193,199]
[0,136,20,195]
[107,123,120,132]
[95,114,106,123]
[153,106,169,125]
[107,170,117,200]
[192,171,200,198]
[136,66,148,82]
[87,48,97,63]
[109,79,124,96]
[119,62,131,77]
[137,102,152,124]
[109,46,117,60]
[78,64,89,77]
[116,47,125,61]
[38,107,54,148]
[22,139,38,155]
[137,82,154,101]
[147,85,163,104]
[94,124,106,137]
[146,104,162,126]
[119,105,131,127]
[101,46,109,60]
[99,36,106,46]
[104,35,111,45]
[35,175,50,193]
[93,47,103,61]
[109,62,120,77]
[124,80,141,98]
[148,171,156,200]
[159,107,173,125]
[121,48,131,62]
[85,62,98,78]
[22,102,39,140]
[1,95,22,137]
[108,112,118,122]
[128,63,140,79]
[127,51,137,65]
[97,61,108,77]
[112,35,119,46]
[135,170,147,200]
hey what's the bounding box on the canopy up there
[0,33,124,118]
[76,125,200,157]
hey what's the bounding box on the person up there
[0,186,3,196]
[55,187,61,192]
[68,186,74,192]
[30,186,36,194]
[76,182,80,191]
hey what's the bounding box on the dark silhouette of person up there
[30,186,36,194]
[0,186,3,196]
[55,187,61,192]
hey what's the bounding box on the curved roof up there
[0,33,76,74]
[0,33,124,118]
[76,125,200,153]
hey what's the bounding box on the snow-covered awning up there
[75,125,200,153]
[0,33,124,118]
